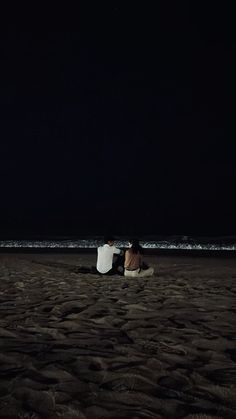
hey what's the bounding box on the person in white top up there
[96,236,124,275]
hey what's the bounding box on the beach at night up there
[1,4,236,417]
[0,252,235,418]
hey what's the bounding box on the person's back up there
[124,248,142,271]
[96,236,123,275]
[124,238,154,278]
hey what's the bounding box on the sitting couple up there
[96,236,154,277]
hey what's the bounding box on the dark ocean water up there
[0,236,236,251]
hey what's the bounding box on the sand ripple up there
[0,253,235,418]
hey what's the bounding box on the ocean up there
[0,236,236,251]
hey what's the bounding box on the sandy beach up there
[0,252,236,418]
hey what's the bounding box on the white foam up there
[0,239,235,251]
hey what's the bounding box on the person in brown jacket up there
[124,238,154,277]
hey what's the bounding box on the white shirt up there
[96,244,121,274]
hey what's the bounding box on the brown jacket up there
[124,249,142,270]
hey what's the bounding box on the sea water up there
[0,236,236,251]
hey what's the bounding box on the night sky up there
[1,5,235,238]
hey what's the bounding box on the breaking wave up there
[0,237,236,251]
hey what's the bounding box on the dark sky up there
[1,4,236,237]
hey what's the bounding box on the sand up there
[0,252,236,418]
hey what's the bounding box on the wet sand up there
[0,253,236,418]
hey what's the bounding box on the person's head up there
[128,238,143,254]
[104,235,115,246]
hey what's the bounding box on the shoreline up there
[0,247,236,258]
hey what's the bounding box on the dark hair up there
[129,238,143,254]
[104,235,115,244]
